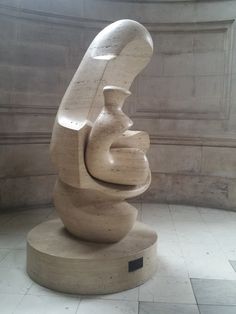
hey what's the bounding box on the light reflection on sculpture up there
[50,19,153,243]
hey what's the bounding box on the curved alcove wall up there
[1,0,236,210]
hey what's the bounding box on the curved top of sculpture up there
[56,19,153,130]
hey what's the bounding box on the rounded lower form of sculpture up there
[27,219,157,295]
[54,179,138,243]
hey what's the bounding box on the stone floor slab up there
[139,302,199,314]
[191,278,236,305]
[199,305,236,314]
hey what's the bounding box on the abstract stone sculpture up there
[27,19,158,294]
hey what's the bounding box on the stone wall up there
[1,0,236,210]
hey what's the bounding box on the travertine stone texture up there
[27,219,157,294]
[50,20,153,243]
[86,86,149,186]
[27,21,157,295]
[2,0,236,210]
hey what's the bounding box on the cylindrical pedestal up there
[27,219,157,295]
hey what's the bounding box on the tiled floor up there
[1,203,236,313]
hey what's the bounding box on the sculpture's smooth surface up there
[27,19,158,294]
[50,19,153,243]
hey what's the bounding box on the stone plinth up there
[27,219,157,294]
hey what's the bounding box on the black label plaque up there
[128,257,143,272]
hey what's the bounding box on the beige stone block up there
[137,73,227,116]
[141,54,164,77]
[0,16,17,40]
[66,46,84,69]
[12,66,67,94]
[0,144,55,178]
[156,119,226,135]
[193,31,225,53]
[138,76,169,102]
[0,65,13,91]
[142,173,235,210]
[18,17,83,48]
[9,91,62,108]
[227,113,236,131]
[0,39,14,65]
[0,0,19,8]
[195,1,236,22]
[168,76,194,99]
[195,75,223,103]
[0,175,56,209]
[201,147,236,178]
[148,145,201,174]
[83,1,195,23]
[0,91,11,105]
[19,0,84,18]
[162,53,194,77]
[152,32,194,55]
[0,113,54,133]
[230,75,236,107]
[133,116,226,138]
[228,183,236,205]
[83,28,102,50]
[138,76,195,111]
[232,29,236,74]
[194,52,225,76]
[3,39,66,67]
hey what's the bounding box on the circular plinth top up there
[27,219,157,260]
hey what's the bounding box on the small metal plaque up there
[128,257,143,272]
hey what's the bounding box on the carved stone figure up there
[50,19,152,243]
[27,20,158,294]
